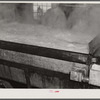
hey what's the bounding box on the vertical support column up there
[24,68,31,88]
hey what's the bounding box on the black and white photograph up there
[0,2,100,89]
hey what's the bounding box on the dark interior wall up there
[59,4,75,19]
[15,3,34,23]
[0,3,34,24]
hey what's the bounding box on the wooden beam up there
[0,40,88,64]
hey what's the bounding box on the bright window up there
[33,3,51,19]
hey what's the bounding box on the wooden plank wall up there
[0,49,90,88]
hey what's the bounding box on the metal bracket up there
[89,64,100,86]
[70,62,100,87]
[70,64,89,83]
